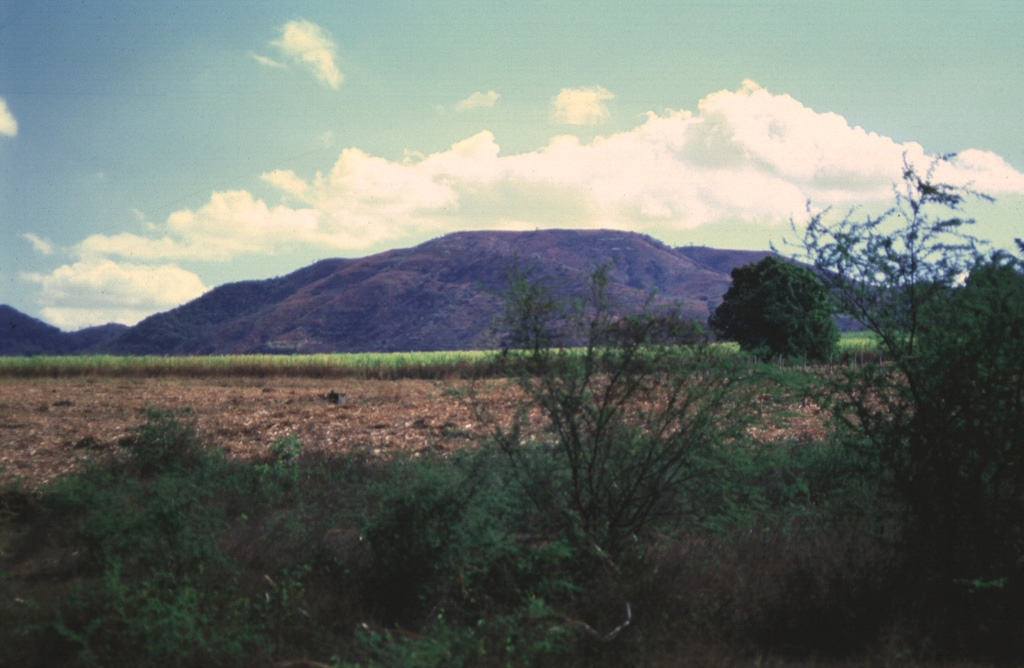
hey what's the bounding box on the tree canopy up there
[708,255,837,360]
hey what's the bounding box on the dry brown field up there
[0,377,499,487]
[0,375,825,488]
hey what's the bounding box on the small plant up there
[126,407,204,475]
[269,434,303,462]
[258,565,312,659]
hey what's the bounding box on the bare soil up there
[0,377,514,488]
[0,376,825,488]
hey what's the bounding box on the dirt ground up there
[0,375,825,489]
[0,377,517,488]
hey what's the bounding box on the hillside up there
[0,305,127,355]
[6,230,781,355]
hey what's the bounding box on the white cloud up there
[454,90,500,111]
[76,190,324,261]
[0,97,17,137]
[37,81,1024,327]
[936,149,1024,194]
[81,81,1024,264]
[318,131,336,148]
[248,51,287,69]
[23,233,54,255]
[552,86,614,125]
[23,259,208,329]
[77,232,199,261]
[261,169,310,199]
[271,19,343,89]
[690,80,921,188]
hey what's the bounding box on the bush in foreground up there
[494,263,759,558]
[800,157,1024,660]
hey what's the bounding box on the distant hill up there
[4,230,789,355]
[99,229,776,354]
[0,305,127,355]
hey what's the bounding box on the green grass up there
[0,332,880,381]
[0,350,495,380]
[839,330,879,349]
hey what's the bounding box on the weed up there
[124,407,205,475]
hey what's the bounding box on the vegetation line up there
[0,350,497,380]
[0,333,876,379]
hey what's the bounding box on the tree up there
[798,157,1024,655]
[708,255,838,360]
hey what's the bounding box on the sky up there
[1,0,1023,330]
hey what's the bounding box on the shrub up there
[39,453,263,666]
[493,263,757,558]
[125,407,205,475]
[361,453,481,627]
[357,446,593,663]
[899,254,1024,572]
[799,156,1024,658]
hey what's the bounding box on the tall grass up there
[0,332,876,380]
[838,330,882,364]
[839,330,878,350]
[0,350,495,380]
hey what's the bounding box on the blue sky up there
[2,0,1023,329]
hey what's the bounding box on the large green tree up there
[709,255,838,360]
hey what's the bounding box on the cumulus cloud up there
[936,149,1024,194]
[0,97,17,137]
[454,90,500,111]
[552,86,614,125]
[23,259,208,329]
[79,80,1024,263]
[270,19,343,89]
[261,168,310,199]
[75,190,324,262]
[35,81,1024,328]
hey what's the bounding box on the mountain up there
[0,305,127,355]
[100,229,774,354]
[0,305,66,355]
[65,323,132,351]
[4,230,785,355]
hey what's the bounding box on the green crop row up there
[0,332,877,380]
[0,350,496,379]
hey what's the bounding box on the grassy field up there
[0,349,496,380]
[0,332,878,379]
